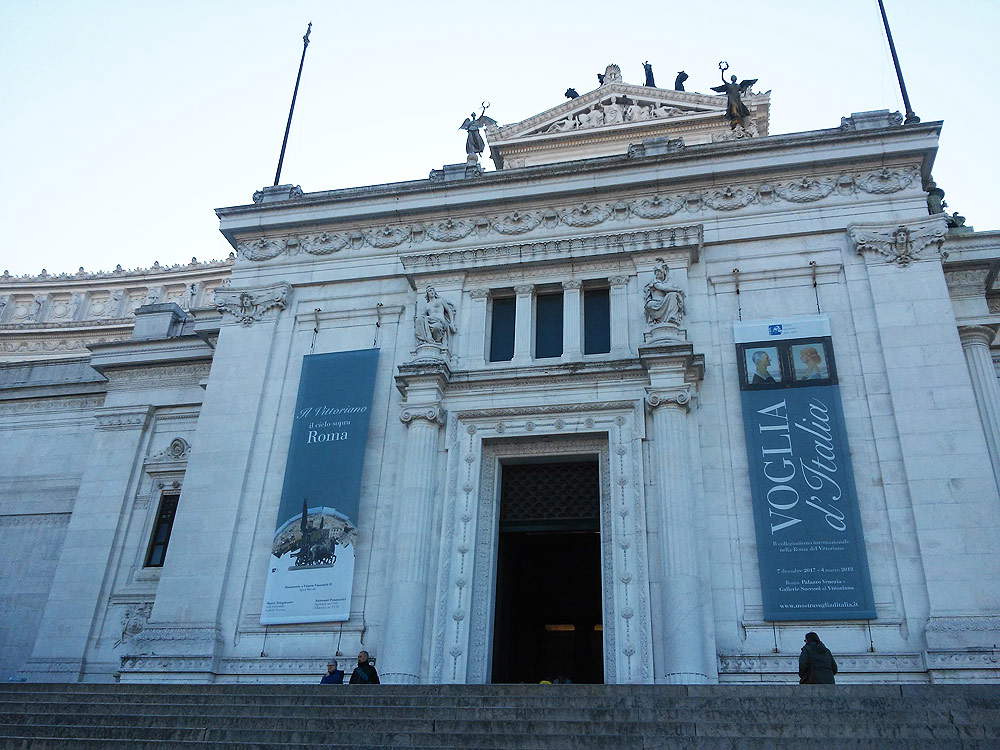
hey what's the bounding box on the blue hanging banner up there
[261,348,380,625]
[734,316,876,621]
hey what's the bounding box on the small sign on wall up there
[734,315,876,621]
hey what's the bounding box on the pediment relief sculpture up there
[534,96,706,136]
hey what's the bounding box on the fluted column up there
[959,325,1000,489]
[562,280,582,360]
[382,358,449,683]
[646,386,715,683]
[608,275,630,357]
[512,284,534,365]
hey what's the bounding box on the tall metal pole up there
[273,22,312,186]
[876,0,919,124]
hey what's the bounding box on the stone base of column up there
[659,573,716,684]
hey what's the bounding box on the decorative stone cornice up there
[233,166,920,265]
[645,386,693,412]
[399,405,445,425]
[1,257,234,284]
[214,282,291,326]
[848,215,948,267]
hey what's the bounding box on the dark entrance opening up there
[491,458,604,684]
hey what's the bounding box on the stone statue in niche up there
[643,259,686,341]
[413,286,457,358]
[711,61,757,129]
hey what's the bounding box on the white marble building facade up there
[3,73,1000,684]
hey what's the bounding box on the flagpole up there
[273,22,312,186]
[876,0,919,125]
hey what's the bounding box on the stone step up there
[0,705,996,728]
[5,740,996,750]
[3,688,998,709]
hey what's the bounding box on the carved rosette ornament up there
[848,216,948,267]
[214,282,291,325]
[645,386,693,412]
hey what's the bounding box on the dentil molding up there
[234,166,921,263]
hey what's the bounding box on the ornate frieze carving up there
[95,406,153,431]
[848,216,948,267]
[945,268,991,298]
[106,363,211,391]
[234,166,922,263]
[214,282,291,326]
[402,226,702,274]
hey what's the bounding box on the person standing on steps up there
[349,650,380,684]
[799,632,838,684]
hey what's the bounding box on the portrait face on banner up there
[745,347,781,385]
[791,343,830,381]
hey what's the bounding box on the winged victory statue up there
[710,62,757,130]
[460,103,498,162]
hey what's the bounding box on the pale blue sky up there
[2,0,996,275]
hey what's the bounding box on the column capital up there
[645,386,693,412]
[561,280,582,290]
[958,324,998,348]
[513,284,534,295]
[214,281,291,326]
[400,404,445,425]
[847,216,947,268]
[469,288,490,300]
[608,275,630,287]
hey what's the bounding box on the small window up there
[534,291,563,359]
[145,492,180,567]
[489,296,516,362]
[583,288,611,354]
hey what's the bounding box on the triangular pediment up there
[488,82,731,143]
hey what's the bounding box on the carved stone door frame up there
[428,402,654,684]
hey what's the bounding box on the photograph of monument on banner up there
[734,315,876,622]
[261,348,380,625]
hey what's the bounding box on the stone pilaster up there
[639,341,714,683]
[465,288,489,365]
[23,405,154,682]
[382,362,450,683]
[608,275,630,358]
[512,284,534,364]
[959,325,1000,490]
[561,280,582,359]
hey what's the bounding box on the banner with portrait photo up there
[734,315,876,621]
[261,348,380,625]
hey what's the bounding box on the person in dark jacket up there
[349,650,380,684]
[320,660,344,684]
[799,632,838,684]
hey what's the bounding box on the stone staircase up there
[0,683,997,748]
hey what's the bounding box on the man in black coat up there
[349,650,380,684]
[799,632,838,684]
